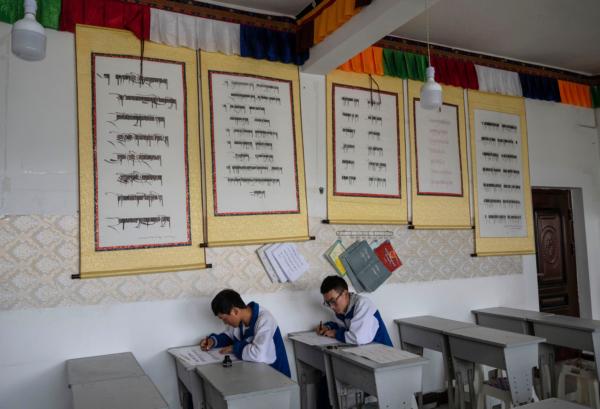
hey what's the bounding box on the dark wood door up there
[532,189,579,317]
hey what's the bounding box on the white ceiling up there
[195,0,310,17]
[198,0,600,75]
[394,0,600,75]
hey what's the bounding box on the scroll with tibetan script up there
[408,81,470,229]
[326,70,407,224]
[76,25,206,277]
[468,90,535,256]
[200,51,309,246]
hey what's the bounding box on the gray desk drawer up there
[329,355,378,396]
[532,323,594,350]
[476,315,531,334]
[398,325,445,352]
[294,341,327,372]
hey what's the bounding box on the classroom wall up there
[0,23,598,409]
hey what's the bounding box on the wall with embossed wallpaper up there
[1,24,599,409]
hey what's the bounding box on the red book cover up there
[374,241,402,272]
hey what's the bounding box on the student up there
[317,275,392,346]
[200,289,291,377]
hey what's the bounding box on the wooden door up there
[532,189,579,317]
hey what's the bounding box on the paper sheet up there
[168,345,238,367]
[289,332,340,346]
[344,344,418,364]
[268,243,309,282]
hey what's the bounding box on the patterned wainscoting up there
[0,215,521,311]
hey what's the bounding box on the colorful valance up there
[149,8,240,55]
[430,55,478,89]
[60,0,150,39]
[519,73,561,102]
[383,49,427,81]
[558,80,592,108]
[240,24,308,65]
[0,0,61,29]
[338,46,383,75]
[475,65,522,97]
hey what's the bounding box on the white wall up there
[526,99,600,318]
[0,23,598,409]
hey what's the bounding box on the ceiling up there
[197,0,600,75]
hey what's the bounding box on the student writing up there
[316,275,392,346]
[200,289,291,377]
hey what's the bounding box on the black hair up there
[320,275,348,294]
[211,289,246,316]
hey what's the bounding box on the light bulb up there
[11,0,46,62]
[420,66,442,110]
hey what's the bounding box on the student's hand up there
[315,323,330,336]
[219,345,233,354]
[322,329,336,338]
[200,337,214,351]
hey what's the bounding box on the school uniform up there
[325,293,392,346]
[209,301,291,377]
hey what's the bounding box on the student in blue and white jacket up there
[200,289,291,377]
[317,276,393,346]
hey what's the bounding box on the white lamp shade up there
[420,66,442,110]
[11,13,46,61]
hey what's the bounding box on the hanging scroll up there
[468,90,535,256]
[200,51,309,246]
[326,70,407,224]
[408,80,470,229]
[76,25,206,278]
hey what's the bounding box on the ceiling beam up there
[301,0,438,75]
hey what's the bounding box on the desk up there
[472,307,554,335]
[66,352,145,385]
[530,314,600,383]
[448,326,545,407]
[195,361,300,409]
[395,316,476,409]
[472,307,600,398]
[66,352,167,409]
[517,398,590,408]
[171,352,205,409]
[325,345,427,409]
[288,331,345,409]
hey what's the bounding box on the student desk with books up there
[288,331,345,409]
[447,325,545,408]
[170,346,299,409]
[66,352,168,409]
[324,344,428,409]
[395,315,476,409]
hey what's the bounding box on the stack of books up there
[337,240,401,292]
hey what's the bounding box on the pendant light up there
[12,0,46,61]
[420,0,442,110]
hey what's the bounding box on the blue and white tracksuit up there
[208,302,291,377]
[325,293,393,346]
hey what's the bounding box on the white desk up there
[195,361,300,409]
[288,331,345,409]
[325,345,428,409]
[448,326,545,407]
[395,316,476,409]
[66,352,167,409]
